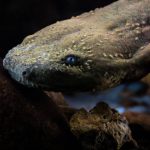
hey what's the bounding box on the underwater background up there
[0,0,150,150]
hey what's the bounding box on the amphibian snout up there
[3,0,150,92]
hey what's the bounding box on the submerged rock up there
[0,59,80,150]
[45,91,68,106]
[124,112,150,132]
[70,102,136,150]
[142,74,150,86]
[124,112,150,150]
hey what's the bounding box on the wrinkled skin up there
[3,0,150,92]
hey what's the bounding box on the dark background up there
[0,0,116,58]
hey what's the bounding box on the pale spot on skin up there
[135,37,139,41]
[103,53,107,57]
[141,21,146,25]
[87,60,93,63]
[118,53,124,58]
[114,53,119,57]
[109,54,114,59]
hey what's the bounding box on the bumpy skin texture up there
[3,0,150,92]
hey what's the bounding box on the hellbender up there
[3,0,150,92]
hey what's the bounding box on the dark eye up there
[22,71,27,76]
[63,55,80,66]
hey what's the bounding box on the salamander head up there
[3,0,150,92]
[3,26,150,92]
[3,40,104,92]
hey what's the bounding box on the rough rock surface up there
[0,59,80,150]
[70,102,136,150]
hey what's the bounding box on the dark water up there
[64,82,150,113]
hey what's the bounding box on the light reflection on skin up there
[64,83,150,113]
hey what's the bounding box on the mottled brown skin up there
[3,0,150,92]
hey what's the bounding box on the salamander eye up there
[63,55,80,66]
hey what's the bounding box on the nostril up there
[22,71,27,76]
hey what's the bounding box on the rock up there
[124,112,150,132]
[120,82,149,98]
[120,99,149,111]
[44,92,78,121]
[70,102,136,150]
[141,73,150,86]
[0,59,81,150]
[124,112,150,150]
[60,106,79,121]
[45,91,68,106]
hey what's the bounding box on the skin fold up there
[3,0,150,92]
